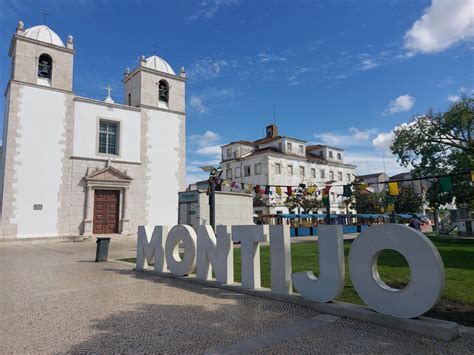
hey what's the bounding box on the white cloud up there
[258,53,287,62]
[313,128,378,147]
[447,94,461,103]
[359,58,378,70]
[189,95,208,114]
[190,130,221,146]
[344,153,407,176]
[383,94,415,115]
[196,145,221,156]
[404,0,474,55]
[187,0,239,21]
[188,58,237,81]
[0,0,24,19]
[372,131,395,153]
[189,131,222,158]
[372,120,420,153]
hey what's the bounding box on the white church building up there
[0,21,186,240]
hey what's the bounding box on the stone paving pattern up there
[0,238,473,353]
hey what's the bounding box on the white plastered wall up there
[12,86,66,237]
[73,101,141,162]
[146,109,183,226]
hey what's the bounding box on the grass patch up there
[122,235,474,325]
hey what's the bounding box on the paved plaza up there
[1,238,473,354]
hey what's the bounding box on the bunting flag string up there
[211,169,472,198]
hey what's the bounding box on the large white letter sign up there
[232,225,269,289]
[165,224,197,276]
[136,226,168,272]
[196,225,234,284]
[349,224,444,318]
[269,225,292,295]
[292,225,345,302]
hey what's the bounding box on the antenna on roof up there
[41,10,50,25]
[273,104,276,125]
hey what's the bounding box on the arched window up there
[38,54,52,79]
[158,80,169,103]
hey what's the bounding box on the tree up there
[391,95,474,210]
[284,190,322,213]
[394,185,424,214]
[353,189,385,214]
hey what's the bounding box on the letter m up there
[136,226,168,272]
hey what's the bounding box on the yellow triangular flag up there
[276,186,282,196]
[388,182,399,196]
[306,185,317,194]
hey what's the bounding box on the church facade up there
[0,21,186,239]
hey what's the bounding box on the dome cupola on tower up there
[24,25,65,47]
[144,55,175,75]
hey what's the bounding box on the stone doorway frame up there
[82,166,132,237]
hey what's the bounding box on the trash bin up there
[95,237,111,262]
[356,224,362,233]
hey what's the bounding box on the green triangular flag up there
[343,185,352,197]
[439,176,453,192]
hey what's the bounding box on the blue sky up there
[1,0,473,184]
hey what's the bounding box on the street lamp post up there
[200,166,222,231]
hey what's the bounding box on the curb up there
[110,259,460,342]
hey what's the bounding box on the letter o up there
[165,225,197,276]
[349,224,444,318]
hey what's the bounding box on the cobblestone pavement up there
[1,238,473,354]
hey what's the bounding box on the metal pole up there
[210,176,216,231]
[326,203,331,225]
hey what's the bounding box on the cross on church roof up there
[153,42,159,55]
[41,10,50,25]
[104,84,114,104]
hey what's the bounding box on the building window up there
[338,171,343,181]
[244,165,251,176]
[278,142,282,151]
[38,53,52,79]
[128,93,132,106]
[235,167,241,178]
[329,151,333,158]
[226,148,232,158]
[337,152,342,160]
[287,142,292,152]
[329,170,334,180]
[288,165,293,175]
[158,80,169,102]
[346,173,351,182]
[226,168,232,179]
[275,163,281,174]
[299,166,305,177]
[311,168,316,178]
[254,163,262,175]
[99,120,119,155]
[320,169,326,179]
[299,145,304,153]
